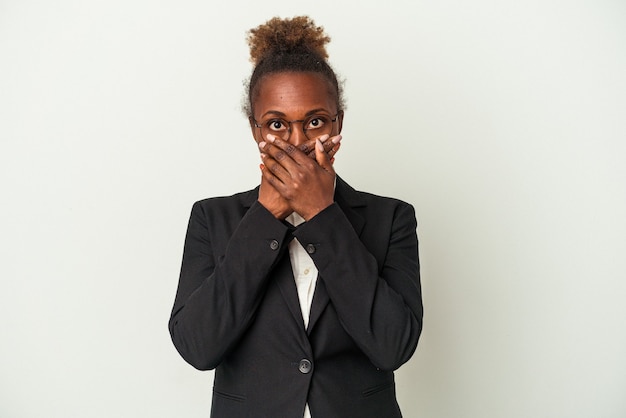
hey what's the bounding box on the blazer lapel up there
[307,278,329,335]
[273,252,307,331]
[306,176,366,334]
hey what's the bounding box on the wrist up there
[300,200,333,221]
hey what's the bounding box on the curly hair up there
[244,16,345,116]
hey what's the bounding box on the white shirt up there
[285,212,318,418]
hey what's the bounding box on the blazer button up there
[270,240,279,250]
[305,244,316,254]
[298,359,312,374]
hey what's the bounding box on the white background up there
[1,0,625,417]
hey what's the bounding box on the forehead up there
[254,72,336,117]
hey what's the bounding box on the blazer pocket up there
[362,382,394,398]
[213,389,246,403]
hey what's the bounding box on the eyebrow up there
[260,108,332,119]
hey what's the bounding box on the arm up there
[294,201,422,371]
[168,200,290,370]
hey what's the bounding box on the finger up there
[260,150,290,184]
[260,153,289,194]
[315,138,335,174]
[328,143,340,165]
[306,134,340,159]
[259,138,298,178]
[327,141,341,159]
[263,135,307,168]
[299,134,329,155]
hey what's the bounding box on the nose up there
[288,122,307,146]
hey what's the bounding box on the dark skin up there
[249,72,344,221]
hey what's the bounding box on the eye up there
[305,116,327,130]
[266,119,288,132]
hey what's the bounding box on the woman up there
[169,16,423,418]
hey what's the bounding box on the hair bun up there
[247,16,331,65]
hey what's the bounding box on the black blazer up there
[169,177,423,417]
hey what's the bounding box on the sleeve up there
[292,202,422,371]
[168,200,291,370]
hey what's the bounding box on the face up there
[250,72,343,147]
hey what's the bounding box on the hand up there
[258,171,292,220]
[298,134,342,164]
[259,134,341,221]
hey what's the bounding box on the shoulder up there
[336,176,415,213]
[192,187,259,211]
[335,176,417,242]
[185,187,260,233]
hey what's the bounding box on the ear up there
[249,116,261,144]
[336,110,344,134]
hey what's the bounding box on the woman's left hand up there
[259,134,341,221]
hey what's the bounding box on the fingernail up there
[260,163,265,170]
[260,152,267,159]
[332,135,342,144]
[319,134,330,143]
[316,138,324,151]
[266,134,276,143]
[259,141,266,149]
